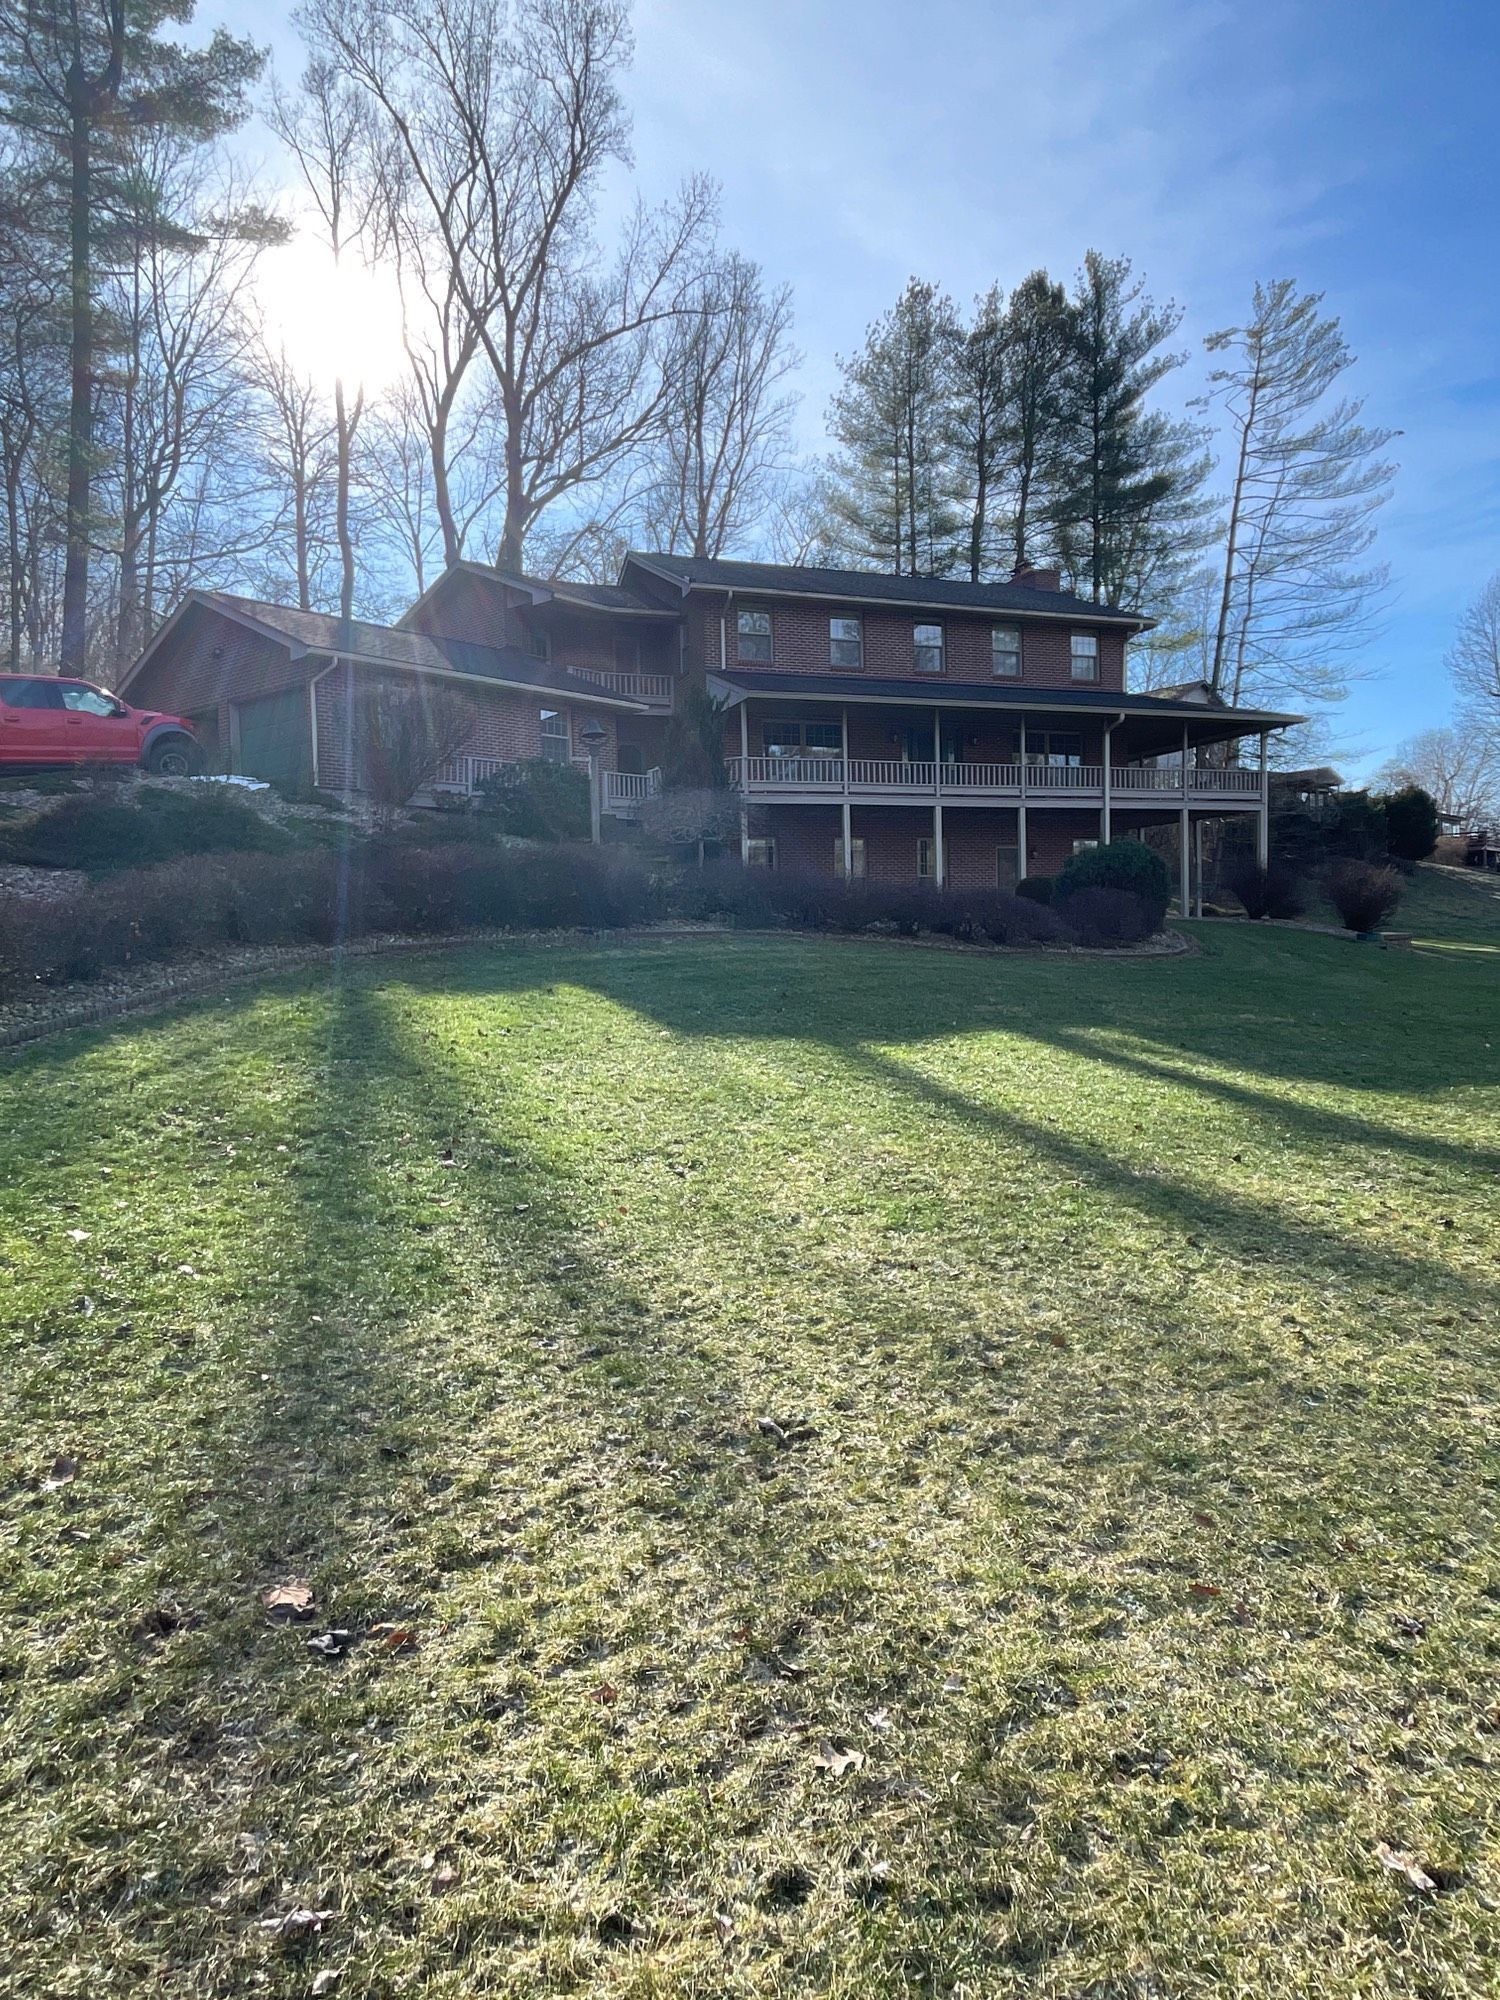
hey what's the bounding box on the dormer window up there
[737,607,772,662]
[829,615,862,668]
[991,625,1021,677]
[1070,632,1100,681]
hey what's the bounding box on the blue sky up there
[222,0,1500,776]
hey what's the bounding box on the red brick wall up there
[688,588,1127,691]
[752,803,1104,886]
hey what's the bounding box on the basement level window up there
[1070,632,1100,681]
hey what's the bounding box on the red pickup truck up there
[0,675,201,776]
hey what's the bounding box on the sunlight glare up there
[254,231,409,396]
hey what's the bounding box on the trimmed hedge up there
[0,784,287,875]
[1055,840,1171,933]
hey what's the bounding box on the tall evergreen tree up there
[826,278,963,575]
[998,270,1070,573]
[950,283,1007,583]
[0,0,263,668]
[1049,251,1192,604]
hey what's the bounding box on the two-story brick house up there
[120,554,1297,905]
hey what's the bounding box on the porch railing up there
[724,756,1260,800]
[430,755,661,816]
[571,668,674,705]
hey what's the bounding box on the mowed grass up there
[1,916,1498,1998]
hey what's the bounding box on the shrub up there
[638,786,742,861]
[1381,785,1440,862]
[1063,886,1154,947]
[1015,875,1054,906]
[1327,860,1403,934]
[356,681,479,809]
[0,784,284,874]
[1054,840,1171,932]
[1326,789,1389,860]
[1226,859,1305,921]
[476,758,590,841]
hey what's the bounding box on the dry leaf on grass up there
[40,1454,77,1492]
[262,1581,316,1624]
[1375,1842,1437,1892]
[814,1738,865,1777]
[310,1973,341,1996]
[714,1909,735,1945]
[865,1706,893,1732]
[260,1905,336,1938]
[306,1630,353,1659]
[1188,1581,1222,1599]
[368,1622,419,1652]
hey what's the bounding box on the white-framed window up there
[992,624,1022,677]
[914,623,944,674]
[745,838,777,869]
[996,844,1019,889]
[1027,731,1084,767]
[737,607,773,662]
[762,717,842,756]
[613,635,640,675]
[829,615,863,668]
[539,708,570,763]
[1070,632,1100,681]
[1072,838,1099,856]
[917,836,935,879]
[834,836,867,877]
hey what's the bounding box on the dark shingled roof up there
[625,553,1150,627]
[708,666,1301,727]
[184,593,651,707]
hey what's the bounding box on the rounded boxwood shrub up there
[1015,874,1054,906]
[1063,885,1154,946]
[1054,840,1171,932]
[1226,859,1305,921]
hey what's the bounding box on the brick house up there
[121,555,1298,900]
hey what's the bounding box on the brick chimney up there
[1011,562,1061,592]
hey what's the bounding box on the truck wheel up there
[144,736,202,777]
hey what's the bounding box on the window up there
[525,623,550,661]
[914,623,944,674]
[745,838,777,869]
[1072,838,1100,856]
[1027,731,1083,767]
[539,708,570,763]
[829,615,862,668]
[1,677,63,709]
[613,635,640,675]
[834,836,866,877]
[1070,632,1100,681]
[737,607,773,662]
[762,718,841,757]
[60,683,123,716]
[996,844,1019,889]
[992,625,1021,677]
[917,837,935,879]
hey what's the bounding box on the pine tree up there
[0,0,263,668]
[1049,252,1192,604]
[950,284,1007,582]
[826,278,963,575]
[997,270,1070,573]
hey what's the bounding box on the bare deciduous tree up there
[1376,725,1500,830]
[301,0,716,571]
[1448,571,1500,721]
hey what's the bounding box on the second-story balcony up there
[724,756,1263,806]
[571,667,675,710]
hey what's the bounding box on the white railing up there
[724,756,1263,800]
[429,755,660,817]
[604,768,662,807]
[573,669,674,704]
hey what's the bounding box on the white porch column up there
[1102,715,1118,844]
[739,700,750,864]
[1179,806,1191,919]
[1257,729,1270,865]
[1194,818,1205,918]
[1018,714,1028,880]
[841,799,853,879]
[934,802,945,886]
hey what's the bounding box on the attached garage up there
[231,685,311,788]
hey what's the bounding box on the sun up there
[254,228,410,396]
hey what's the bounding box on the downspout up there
[308,655,342,791]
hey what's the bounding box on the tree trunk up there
[430,396,461,567]
[61,102,94,671]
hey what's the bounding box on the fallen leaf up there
[262,1581,316,1624]
[1188,1581,1222,1599]
[1393,1613,1427,1639]
[1375,1842,1436,1893]
[432,1865,459,1890]
[368,1622,419,1652]
[310,1973,341,1996]
[814,1738,865,1778]
[66,1228,90,1244]
[591,1681,619,1706]
[1191,1511,1215,1528]
[714,1909,735,1945]
[865,1706,893,1732]
[755,1417,787,1445]
[942,1675,965,1694]
[260,1905,336,1938]
[306,1629,353,1659]
[40,1454,78,1492]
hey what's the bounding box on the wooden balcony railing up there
[571,668,674,706]
[724,757,1262,801]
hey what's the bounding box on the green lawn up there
[2,915,1498,1998]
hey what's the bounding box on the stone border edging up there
[0,921,1191,1056]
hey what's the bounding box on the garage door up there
[233,686,311,789]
